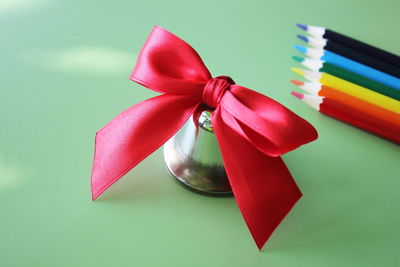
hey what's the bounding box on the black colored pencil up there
[297,24,400,68]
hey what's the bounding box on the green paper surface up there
[0,0,399,266]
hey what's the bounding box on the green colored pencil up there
[293,56,400,101]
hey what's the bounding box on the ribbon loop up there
[202,76,235,109]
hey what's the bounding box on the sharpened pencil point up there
[291,91,304,99]
[291,67,305,77]
[294,45,307,54]
[296,23,308,31]
[297,34,308,43]
[291,79,304,86]
[292,56,304,63]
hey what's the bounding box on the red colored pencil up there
[291,92,400,144]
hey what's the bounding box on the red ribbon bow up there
[91,26,318,249]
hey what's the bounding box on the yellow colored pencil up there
[291,67,400,115]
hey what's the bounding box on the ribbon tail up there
[91,94,199,200]
[213,108,302,250]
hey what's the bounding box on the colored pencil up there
[291,80,400,127]
[291,67,400,115]
[296,24,400,68]
[296,34,326,49]
[297,35,400,78]
[294,45,400,90]
[291,92,400,144]
[292,56,400,100]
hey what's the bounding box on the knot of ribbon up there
[203,76,235,109]
[91,26,318,249]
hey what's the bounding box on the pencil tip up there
[297,34,308,43]
[294,45,307,54]
[291,91,304,99]
[291,79,304,86]
[291,67,305,77]
[292,55,304,63]
[296,23,308,31]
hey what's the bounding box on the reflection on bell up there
[163,111,232,196]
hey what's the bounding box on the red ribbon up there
[91,26,318,249]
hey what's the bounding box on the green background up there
[1,0,399,266]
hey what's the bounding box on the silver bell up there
[163,111,232,196]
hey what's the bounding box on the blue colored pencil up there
[294,45,400,91]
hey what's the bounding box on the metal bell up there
[163,111,232,196]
